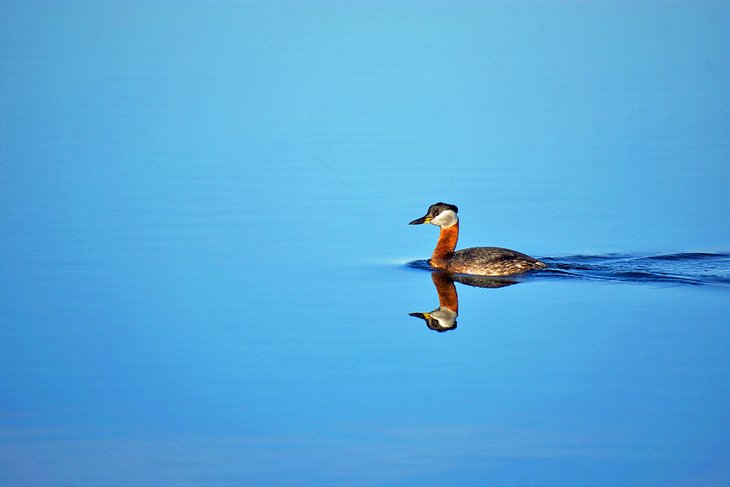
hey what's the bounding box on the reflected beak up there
[409,215,431,225]
[408,312,430,319]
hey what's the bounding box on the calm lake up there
[2,2,730,486]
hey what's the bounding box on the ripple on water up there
[406,252,730,288]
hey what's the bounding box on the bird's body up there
[443,245,546,276]
[409,202,546,277]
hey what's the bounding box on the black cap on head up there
[428,202,458,216]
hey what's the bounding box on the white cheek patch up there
[430,209,458,228]
[431,307,457,329]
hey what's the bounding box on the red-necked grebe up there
[409,202,547,277]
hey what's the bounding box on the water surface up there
[2,2,730,485]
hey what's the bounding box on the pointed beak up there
[409,312,427,318]
[408,312,431,320]
[409,215,431,225]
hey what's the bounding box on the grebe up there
[409,202,547,277]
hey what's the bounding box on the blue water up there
[2,2,730,486]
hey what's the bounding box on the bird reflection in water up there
[409,271,517,332]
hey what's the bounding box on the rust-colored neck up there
[432,272,458,313]
[430,222,459,269]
